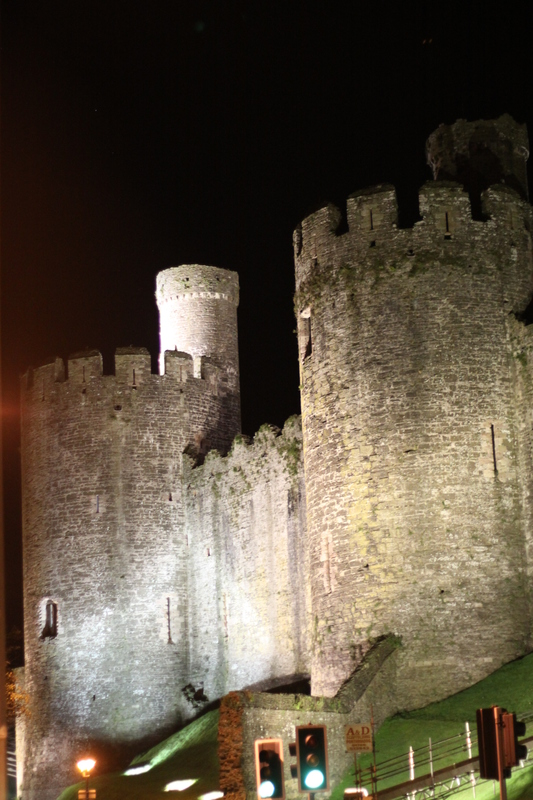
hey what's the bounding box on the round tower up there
[295,117,533,705]
[20,350,194,800]
[156,264,240,380]
[20,265,242,800]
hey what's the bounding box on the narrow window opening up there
[300,307,312,361]
[132,368,137,389]
[444,211,452,239]
[40,600,58,640]
[167,597,173,644]
[168,492,173,502]
[369,240,376,248]
[369,209,374,231]
[207,548,211,557]
[304,318,312,358]
[96,495,100,513]
[324,538,332,595]
[491,424,498,474]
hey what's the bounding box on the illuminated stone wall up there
[183,417,309,703]
[20,266,308,800]
[19,118,533,800]
[156,264,240,397]
[19,266,245,800]
[295,153,533,702]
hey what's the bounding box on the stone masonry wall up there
[183,417,310,704]
[20,345,240,800]
[295,180,533,703]
[221,635,401,800]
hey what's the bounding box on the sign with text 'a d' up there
[345,724,372,753]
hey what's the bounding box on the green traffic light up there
[304,769,325,789]
[296,725,328,793]
[257,746,283,800]
[259,780,276,798]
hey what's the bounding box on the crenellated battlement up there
[22,346,233,397]
[156,264,239,307]
[183,416,304,493]
[346,183,398,234]
[114,347,152,384]
[294,180,532,300]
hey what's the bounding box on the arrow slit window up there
[40,600,58,640]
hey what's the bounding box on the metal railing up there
[351,721,532,800]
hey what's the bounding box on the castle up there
[18,115,533,800]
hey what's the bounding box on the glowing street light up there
[77,758,96,800]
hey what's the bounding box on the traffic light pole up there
[495,708,507,800]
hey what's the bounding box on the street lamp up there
[77,758,96,800]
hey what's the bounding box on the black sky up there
[2,0,533,632]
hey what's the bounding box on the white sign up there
[345,724,373,753]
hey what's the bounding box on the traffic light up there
[477,707,500,780]
[254,739,285,800]
[477,707,528,781]
[502,712,528,769]
[295,725,329,792]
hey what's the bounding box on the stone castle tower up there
[295,114,533,701]
[18,115,533,800]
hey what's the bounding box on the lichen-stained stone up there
[294,117,533,703]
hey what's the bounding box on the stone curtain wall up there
[183,417,310,704]
[295,179,533,705]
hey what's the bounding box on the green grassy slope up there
[331,652,533,800]
[57,652,533,800]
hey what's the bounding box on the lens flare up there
[164,779,198,791]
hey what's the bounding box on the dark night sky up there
[2,0,533,633]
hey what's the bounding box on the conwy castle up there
[17,115,533,800]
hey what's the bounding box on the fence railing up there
[352,718,532,800]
